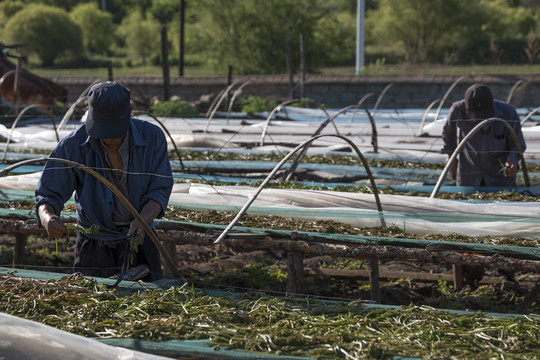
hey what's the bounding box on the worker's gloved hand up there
[505,161,517,177]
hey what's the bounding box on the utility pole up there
[355,0,365,75]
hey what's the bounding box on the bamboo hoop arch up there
[284,104,366,181]
[214,134,386,244]
[260,98,329,146]
[133,111,187,172]
[204,80,241,133]
[225,80,251,124]
[433,75,468,121]
[2,104,58,163]
[418,98,442,136]
[520,105,540,126]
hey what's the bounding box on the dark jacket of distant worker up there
[442,83,526,187]
[35,81,173,281]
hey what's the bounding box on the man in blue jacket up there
[442,83,526,187]
[35,81,173,281]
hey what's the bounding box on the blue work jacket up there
[35,118,173,241]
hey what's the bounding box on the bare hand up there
[127,200,162,236]
[128,220,144,237]
[41,212,68,238]
[505,161,517,177]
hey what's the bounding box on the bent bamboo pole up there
[214,134,385,244]
[284,104,358,180]
[204,80,240,133]
[0,157,182,279]
[133,111,187,172]
[260,98,328,146]
[2,104,46,163]
[520,105,540,126]
[431,117,529,198]
[433,75,468,122]
[418,98,441,136]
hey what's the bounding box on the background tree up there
[150,0,179,25]
[115,10,161,64]
[190,0,321,75]
[0,1,24,40]
[365,0,539,65]
[366,0,485,64]
[22,0,88,11]
[480,0,538,64]
[70,3,115,56]
[313,11,356,67]
[3,4,83,66]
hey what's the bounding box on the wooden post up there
[299,32,305,100]
[13,57,22,114]
[161,26,171,101]
[286,251,304,295]
[453,264,464,291]
[285,38,294,99]
[107,60,113,81]
[13,234,26,268]
[178,0,185,76]
[162,241,177,278]
[516,277,540,314]
[369,258,381,303]
[227,65,233,105]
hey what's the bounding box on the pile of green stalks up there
[1,274,539,359]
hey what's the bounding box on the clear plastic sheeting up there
[0,172,41,191]
[421,118,540,141]
[0,312,169,360]
[169,183,540,239]
[0,173,539,239]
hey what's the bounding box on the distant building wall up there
[50,74,540,110]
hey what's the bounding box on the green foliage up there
[0,0,24,33]
[2,0,540,71]
[115,10,161,64]
[70,2,114,56]
[313,11,356,66]
[150,0,179,25]
[150,100,198,117]
[22,0,91,12]
[237,96,278,113]
[190,0,322,74]
[367,0,487,64]
[3,4,83,66]
[366,0,540,65]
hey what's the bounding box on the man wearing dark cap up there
[442,83,526,187]
[35,81,173,281]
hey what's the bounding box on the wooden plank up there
[157,229,540,274]
[305,268,508,285]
